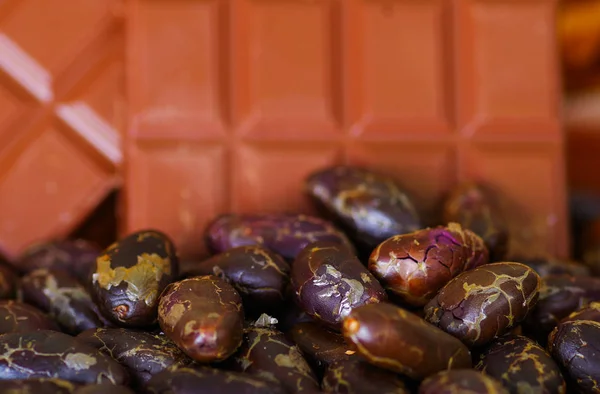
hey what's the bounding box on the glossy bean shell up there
[0,330,128,385]
[0,300,59,334]
[442,182,509,262]
[0,378,77,394]
[231,326,320,393]
[292,242,387,330]
[158,275,244,363]
[182,245,289,315]
[322,359,409,394]
[424,262,541,347]
[77,327,191,387]
[146,366,287,394]
[305,165,420,252]
[91,230,179,327]
[369,223,489,306]
[522,274,600,346]
[205,213,355,261]
[561,301,600,324]
[476,335,566,394]
[342,302,471,380]
[548,320,600,393]
[419,369,509,394]
[21,268,103,335]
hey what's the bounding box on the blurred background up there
[0,0,600,264]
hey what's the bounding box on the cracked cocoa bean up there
[475,335,566,394]
[369,223,489,307]
[305,165,420,252]
[292,241,387,330]
[288,321,353,375]
[91,230,179,327]
[548,320,600,393]
[230,325,320,393]
[424,262,541,347]
[73,384,134,394]
[205,213,355,262]
[419,369,509,394]
[146,366,287,394]
[21,268,103,335]
[522,275,600,346]
[342,302,471,380]
[0,330,128,385]
[181,245,289,315]
[561,301,600,324]
[0,300,59,334]
[18,239,100,282]
[0,378,77,394]
[442,182,508,262]
[322,358,409,394]
[77,327,191,387]
[158,275,244,363]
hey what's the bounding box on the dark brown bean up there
[18,239,100,281]
[292,242,387,330]
[322,358,409,394]
[442,182,509,262]
[0,378,77,394]
[342,303,471,380]
[91,230,179,327]
[73,384,134,394]
[288,321,353,375]
[561,301,600,324]
[158,275,244,363]
[0,300,59,333]
[419,369,509,394]
[475,335,566,394]
[231,326,320,393]
[0,330,128,384]
[77,327,191,387]
[146,366,287,394]
[369,223,489,307]
[514,255,590,277]
[548,320,600,393]
[0,262,18,299]
[182,246,289,315]
[21,268,103,335]
[305,166,420,252]
[521,275,600,346]
[205,213,355,262]
[424,262,541,347]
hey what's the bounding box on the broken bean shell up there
[418,369,509,394]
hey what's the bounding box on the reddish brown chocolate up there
[419,369,509,394]
[548,320,600,393]
[476,335,566,394]
[442,182,508,262]
[0,263,18,300]
[0,378,77,394]
[0,300,60,334]
[182,245,289,315]
[146,366,287,394]
[77,327,191,387]
[18,240,101,281]
[91,230,179,327]
[231,325,320,393]
[561,301,600,324]
[522,275,600,346]
[158,275,244,363]
[205,213,355,262]
[0,330,128,384]
[292,242,387,330]
[424,262,541,347]
[288,321,353,374]
[305,166,420,252]
[342,303,471,380]
[21,268,103,335]
[322,359,409,394]
[369,223,489,306]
